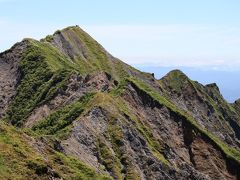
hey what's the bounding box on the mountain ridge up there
[0,25,240,180]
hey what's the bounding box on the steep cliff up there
[0,26,240,180]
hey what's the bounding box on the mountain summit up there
[0,26,240,180]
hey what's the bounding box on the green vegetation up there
[71,27,112,73]
[0,121,45,179]
[43,26,113,76]
[192,81,226,119]
[160,70,189,92]
[33,93,95,137]
[127,77,240,164]
[204,83,240,124]
[0,121,111,179]
[110,79,128,96]
[44,35,54,42]
[97,138,123,179]
[2,25,240,179]
[6,26,134,126]
[56,152,112,180]
[6,26,135,126]
[45,26,132,79]
[6,40,73,126]
[90,92,168,174]
[87,93,159,178]
[158,70,235,123]
[111,94,169,165]
[233,99,240,117]
[107,119,141,180]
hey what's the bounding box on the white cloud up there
[1,22,240,70]
[0,18,67,51]
[82,24,240,70]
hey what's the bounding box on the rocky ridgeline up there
[0,26,240,180]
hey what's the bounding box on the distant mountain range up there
[134,66,240,103]
[0,26,240,180]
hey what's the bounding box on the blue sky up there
[0,0,240,101]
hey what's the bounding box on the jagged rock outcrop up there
[0,40,29,118]
[233,99,240,117]
[159,70,240,149]
[0,26,240,180]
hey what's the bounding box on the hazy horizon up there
[133,65,240,103]
[0,0,239,102]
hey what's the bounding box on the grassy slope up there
[2,27,240,179]
[32,93,95,139]
[44,26,132,80]
[32,90,167,179]
[5,40,74,126]
[128,77,240,164]
[159,70,239,124]
[0,121,112,179]
[6,27,134,126]
[88,93,164,179]
[1,27,143,179]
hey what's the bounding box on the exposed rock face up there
[0,26,240,179]
[61,107,109,173]
[0,40,28,118]
[122,82,239,180]
[233,99,240,117]
[49,26,94,60]
[159,70,240,149]
[24,72,115,128]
